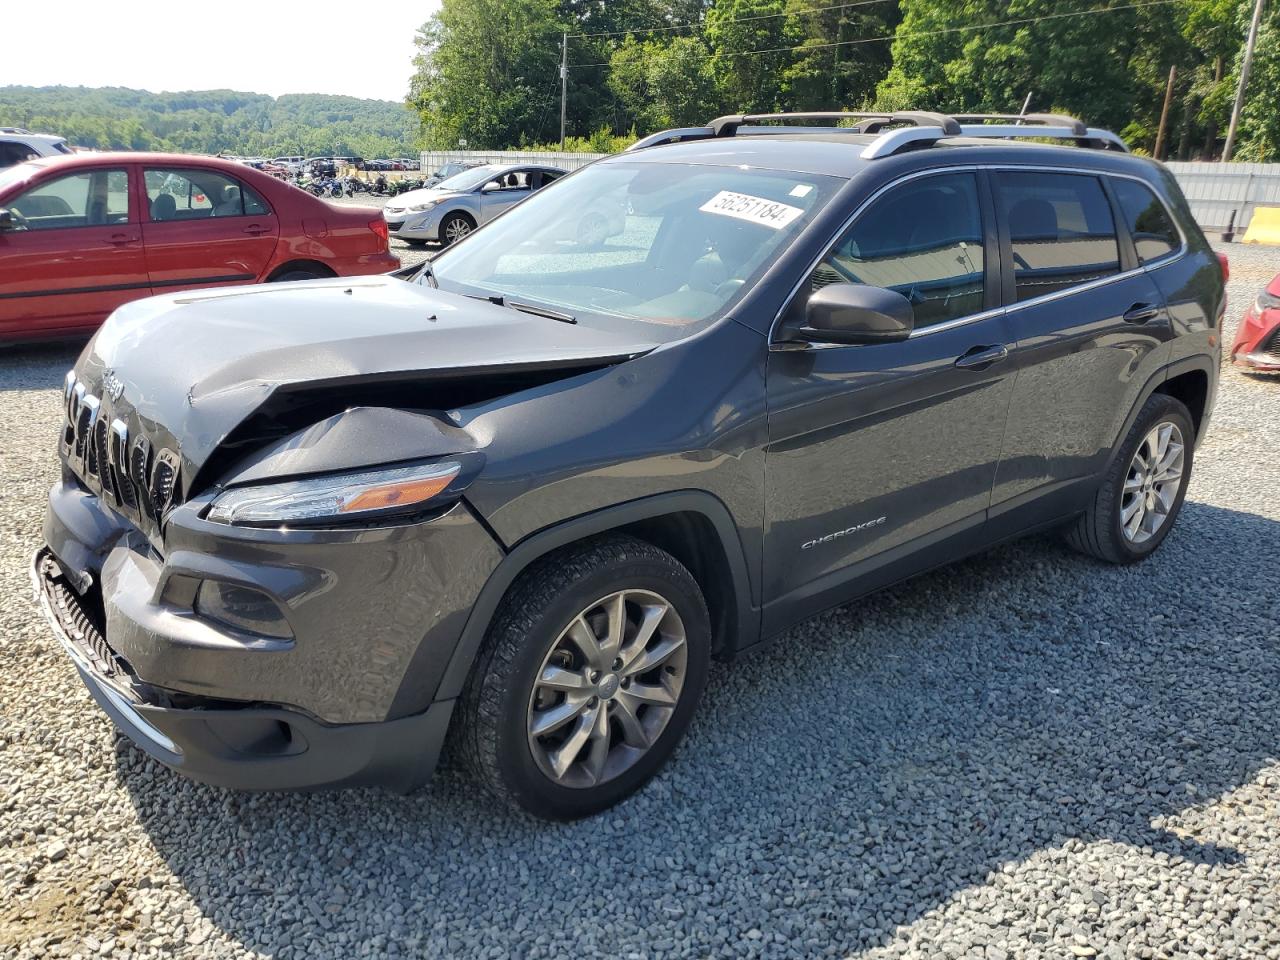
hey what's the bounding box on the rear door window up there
[144,168,270,221]
[993,172,1121,302]
[1111,178,1180,264]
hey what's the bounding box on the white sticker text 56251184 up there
[698,191,804,230]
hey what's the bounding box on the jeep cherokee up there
[34,111,1224,819]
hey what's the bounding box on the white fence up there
[417,150,1280,236]
[1166,161,1280,234]
[419,149,606,174]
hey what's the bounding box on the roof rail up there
[628,109,1126,157]
[951,113,1089,136]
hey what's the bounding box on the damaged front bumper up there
[33,476,505,792]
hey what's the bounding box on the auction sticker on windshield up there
[699,191,804,230]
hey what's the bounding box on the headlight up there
[1256,291,1280,313]
[408,199,440,212]
[207,461,462,526]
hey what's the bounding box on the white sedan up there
[382,164,567,245]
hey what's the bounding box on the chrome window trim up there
[769,163,1187,348]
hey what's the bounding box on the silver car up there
[382,164,567,245]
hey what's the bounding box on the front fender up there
[388,490,760,716]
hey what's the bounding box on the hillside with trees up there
[410,0,1280,160]
[0,86,418,157]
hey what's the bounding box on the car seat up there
[214,185,242,217]
[150,193,177,221]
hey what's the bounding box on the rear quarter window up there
[1111,178,1181,264]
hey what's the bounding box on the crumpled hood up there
[74,275,657,491]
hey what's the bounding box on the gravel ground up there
[1,239,1279,960]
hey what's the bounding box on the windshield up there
[434,165,496,192]
[427,160,844,334]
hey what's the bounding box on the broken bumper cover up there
[33,548,454,792]
[32,476,506,791]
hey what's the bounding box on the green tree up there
[781,0,900,110]
[409,0,565,150]
[706,0,794,112]
[608,34,719,129]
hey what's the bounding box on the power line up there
[568,0,895,41]
[571,0,1182,67]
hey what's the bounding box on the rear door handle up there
[242,224,271,236]
[954,344,1009,370]
[1122,302,1161,324]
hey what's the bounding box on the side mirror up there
[480,181,501,193]
[0,209,14,231]
[786,282,914,345]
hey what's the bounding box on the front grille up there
[385,220,405,231]
[1262,324,1280,356]
[34,551,119,679]
[61,372,180,534]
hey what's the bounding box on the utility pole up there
[558,32,568,150]
[1154,65,1176,160]
[1224,0,1265,162]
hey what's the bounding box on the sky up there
[1,1,441,102]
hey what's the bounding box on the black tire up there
[269,269,328,283]
[439,212,475,246]
[1065,393,1195,564]
[456,534,711,820]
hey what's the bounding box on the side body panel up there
[0,163,147,338]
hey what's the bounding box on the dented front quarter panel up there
[459,318,771,603]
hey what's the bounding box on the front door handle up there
[954,344,1009,370]
[242,224,271,236]
[104,233,138,246]
[1122,302,1161,324]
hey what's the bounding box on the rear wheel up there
[1065,393,1194,563]
[456,535,710,820]
[269,268,329,283]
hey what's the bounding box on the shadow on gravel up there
[118,499,1280,958]
[0,342,83,391]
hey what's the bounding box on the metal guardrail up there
[419,149,605,175]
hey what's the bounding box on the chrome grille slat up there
[61,372,180,531]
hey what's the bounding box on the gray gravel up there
[2,240,1279,960]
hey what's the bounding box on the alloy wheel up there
[444,217,472,243]
[1120,420,1185,544]
[526,590,687,789]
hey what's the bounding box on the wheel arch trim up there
[1104,353,1215,476]
[430,490,759,704]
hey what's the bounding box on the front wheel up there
[1065,393,1195,563]
[440,212,474,245]
[456,535,711,820]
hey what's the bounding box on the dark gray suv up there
[34,112,1224,819]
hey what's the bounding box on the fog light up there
[195,581,292,639]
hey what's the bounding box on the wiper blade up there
[508,300,577,324]
[466,292,577,324]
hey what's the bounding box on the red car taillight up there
[1217,252,1229,282]
[369,217,389,249]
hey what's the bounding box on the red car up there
[0,152,398,343]
[1231,270,1280,372]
